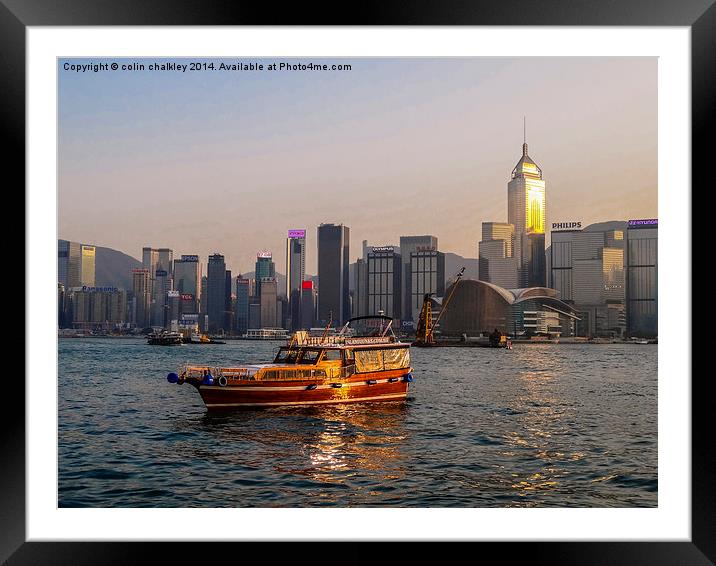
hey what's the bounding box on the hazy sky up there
[58,57,657,275]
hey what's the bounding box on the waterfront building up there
[438,279,579,338]
[206,254,228,333]
[79,245,96,287]
[317,223,350,325]
[353,258,368,318]
[259,278,279,328]
[549,221,626,337]
[507,136,547,287]
[235,275,250,335]
[366,246,402,322]
[67,286,128,330]
[151,269,171,327]
[478,222,518,290]
[286,230,307,329]
[131,268,151,329]
[58,240,81,289]
[248,302,262,330]
[626,219,658,337]
[254,251,276,299]
[408,249,445,324]
[58,283,66,328]
[399,235,438,320]
[199,275,208,331]
[300,280,317,329]
[173,255,201,314]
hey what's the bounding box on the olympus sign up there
[552,221,582,230]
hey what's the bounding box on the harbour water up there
[58,339,657,507]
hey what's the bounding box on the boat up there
[166,315,413,410]
[147,330,183,345]
[186,333,225,345]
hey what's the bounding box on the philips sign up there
[552,221,582,231]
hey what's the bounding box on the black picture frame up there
[6,1,706,563]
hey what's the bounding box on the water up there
[58,338,657,507]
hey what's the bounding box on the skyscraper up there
[286,229,307,329]
[507,134,546,287]
[80,244,96,286]
[399,235,438,319]
[254,251,276,299]
[260,278,279,328]
[366,246,402,321]
[626,219,658,337]
[207,254,227,333]
[409,249,445,323]
[132,268,151,329]
[478,222,518,289]
[58,240,81,288]
[301,280,317,329]
[317,223,350,325]
[235,275,250,335]
[173,255,201,314]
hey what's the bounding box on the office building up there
[66,286,127,330]
[317,223,350,325]
[131,268,151,329]
[79,245,96,287]
[399,235,438,319]
[259,278,278,328]
[366,246,401,321]
[626,219,658,337]
[235,275,250,335]
[286,230,307,329]
[151,269,171,327]
[478,222,518,290]
[206,254,228,333]
[353,258,368,318]
[408,249,445,323]
[255,251,276,299]
[173,255,201,314]
[301,280,317,329]
[58,240,81,289]
[507,136,547,287]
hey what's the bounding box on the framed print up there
[7,0,709,563]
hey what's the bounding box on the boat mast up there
[320,311,333,344]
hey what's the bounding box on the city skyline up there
[59,57,657,276]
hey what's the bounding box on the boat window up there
[354,347,410,372]
[354,349,384,372]
[322,349,342,361]
[274,348,300,363]
[299,349,321,364]
[383,347,410,370]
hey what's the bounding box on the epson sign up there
[552,221,582,231]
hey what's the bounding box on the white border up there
[28,27,691,541]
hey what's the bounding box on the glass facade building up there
[286,230,307,330]
[173,255,201,314]
[399,235,438,320]
[478,222,518,289]
[317,223,350,325]
[408,250,445,323]
[207,254,228,333]
[366,247,402,321]
[131,268,151,329]
[235,275,250,335]
[58,239,82,289]
[626,220,658,337]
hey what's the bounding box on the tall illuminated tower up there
[507,128,546,287]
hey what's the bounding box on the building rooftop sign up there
[257,251,272,259]
[287,229,306,238]
[180,255,199,262]
[551,221,582,231]
[628,219,658,228]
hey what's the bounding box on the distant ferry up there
[166,316,413,410]
[243,328,290,340]
[147,330,183,345]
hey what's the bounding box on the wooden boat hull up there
[194,369,411,410]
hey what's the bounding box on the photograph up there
[56,55,659,509]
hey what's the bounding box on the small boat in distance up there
[166,315,413,410]
[187,333,225,345]
[147,330,183,346]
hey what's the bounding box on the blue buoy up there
[331,383,343,388]
[167,372,179,383]
[203,373,214,385]
[306,384,318,390]
[404,373,414,383]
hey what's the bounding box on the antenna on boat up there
[320,312,333,344]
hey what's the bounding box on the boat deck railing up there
[182,364,357,381]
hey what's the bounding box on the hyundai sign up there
[288,229,306,239]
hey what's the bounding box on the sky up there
[58,57,657,275]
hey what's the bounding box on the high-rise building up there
[549,222,626,337]
[132,268,151,329]
[206,254,227,333]
[151,269,171,327]
[317,223,350,325]
[507,136,546,287]
[235,275,250,335]
[478,222,518,289]
[259,278,278,328]
[409,249,445,323]
[80,245,96,286]
[353,258,368,318]
[366,246,402,321]
[301,280,317,329]
[58,283,66,328]
[399,235,438,319]
[255,251,276,299]
[58,240,81,288]
[66,286,127,330]
[286,230,307,329]
[626,219,658,338]
[173,255,201,314]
